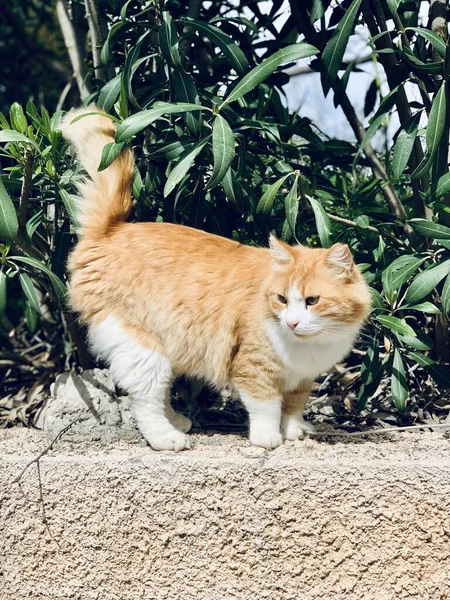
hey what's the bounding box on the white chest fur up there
[265,320,360,392]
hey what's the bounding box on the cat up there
[61,107,372,451]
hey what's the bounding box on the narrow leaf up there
[0,271,6,317]
[441,273,450,316]
[0,178,18,244]
[0,130,40,152]
[160,12,182,68]
[405,259,450,304]
[256,174,291,215]
[382,255,426,292]
[309,197,331,247]
[391,349,408,412]
[407,351,450,387]
[392,111,422,179]
[98,141,125,171]
[19,273,41,313]
[426,172,450,203]
[408,218,450,240]
[321,0,363,95]
[406,28,446,59]
[182,18,249,75]
[206,115,235,190]
[426,83,446,154]
[172,70,203,137]
[164,137,209,197]
[115,103,210,142]
[285,177,299,234]
[222,43,318,106]
[404,301,441,314]
[97,75,121,113]
[376,315,416,337]
[10,256,66,303]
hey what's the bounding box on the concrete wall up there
[1,428,450,600]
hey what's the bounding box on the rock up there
[35,369,133,435]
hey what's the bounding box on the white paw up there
[250,430,283,449]
[171,412,193,433]
[282,417,316,440]
[149,430,191,452]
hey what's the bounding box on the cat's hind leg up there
[90,316,190,451]
[164,392,193,433]
[281,383,315,440]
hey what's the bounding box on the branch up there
[285,54,372,77]
[326,213,404,245]
[56,0,91,99]
[84,0,107,84]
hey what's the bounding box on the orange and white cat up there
[61,107,371,451]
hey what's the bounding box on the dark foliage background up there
[1,0,450,429]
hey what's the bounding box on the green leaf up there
[309,197,331,247]
[321,0,363,95]
[115,103,210,142]
[356,84,401,159]
[10,256,66,303]
[407,351,450,387]
[10,103,28,134]
[222,43,318,106]
[404,301,441,314]
[408,218,450,240]
[406,28,446,59]
[59,189,80,228]
[392,111,422,179]
[98,141,125,172]
[426,172,450,203]
[19,273,40,313]
[97,75,121,113]
[206,115,235,190]
[411,150,435,179]
[405,259,450,304]
[441,273,450,316]
[0,130,40,152]
[382,255,426,292]
[0,271,6,317]
[0,177,18,244]
[164,137,209,197]
[426,83,447,154]
[256,173,291,215]
[172,71,203,137]
[391,349,408,412]
[376,315,416,337]
[370,288,386,311]
[25,209,44,244]
[160,12,182,68]
[400,334,433,351]
[222,167,244,212]
[100,21,126,66]
[25,301,38,334]
[181,18,249,75]
[285,177,299,234]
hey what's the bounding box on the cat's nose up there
[287,321,299,331]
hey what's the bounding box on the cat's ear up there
[327,243,353,274]
[269,235,294,266]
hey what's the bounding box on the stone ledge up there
[1,428,450,600]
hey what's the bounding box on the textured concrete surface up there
[1,428,450,600]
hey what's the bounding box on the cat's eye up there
[306,296,320,306]
[277,294,288,304]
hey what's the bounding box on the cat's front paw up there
[149,430,191,452]
[282,417,316,440]
[250,430,283,449]
[171,412,193,433]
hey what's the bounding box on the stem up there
[326,213,403,245]
[18,151,33,236]
[56,0,91,99]
[84,0,107,84]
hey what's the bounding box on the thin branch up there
[84,0,107,83]
[309,423,450,437]
[18,151,33,235]
[285,54,372,77]
[56,77,74,112]
[326,212,403,245]
[56,0,91,100]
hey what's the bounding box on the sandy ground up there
[1,426,450,600]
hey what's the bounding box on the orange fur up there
[62,107,372,450]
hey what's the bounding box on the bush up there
[1,0,449,425]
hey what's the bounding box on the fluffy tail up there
[60,107,135,238]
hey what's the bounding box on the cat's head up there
[266,236,371,343]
